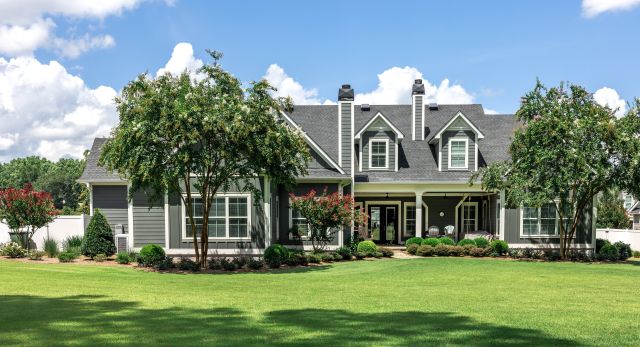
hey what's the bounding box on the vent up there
[361,104,370,111]
[428,103,438,110]
[115,234,129,253]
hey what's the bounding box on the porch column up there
[415,191,424,238]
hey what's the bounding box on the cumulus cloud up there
[0,56,118,161]
[156,42,205,80]
[582,0,640,17]
[0,0,145,57]
[264,64,335,105]
[594,87,626,117]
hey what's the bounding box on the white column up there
[415,192,423,238]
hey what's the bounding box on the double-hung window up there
[369,139,388,169]
[184,195,250,239]
[521,202,558,237]
[448,139,468,169]
[404,203,417,238]
[624,194,634,210]
[461,202,478,232]
[290,204,310,238]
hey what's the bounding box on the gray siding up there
[132,190,165,247]
[441,130,476,171]
[308,146,332,170]
[340,102,352,173]
[414,95,423,139]
[361,130,396,172]
[92,185,128,233]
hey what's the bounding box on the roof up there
[78,138,124,183]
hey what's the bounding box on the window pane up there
[229,197,248,217]
[523,219,537,235]
[405,206,416,235]
[192,198,203,217]
[229,218,248,238]
[523,207,537,219]
[541,203,555,218]
[450,140,466,168]
[186,219,203,238]
[209,218,226,238]
[209,197,225,217]
[371,141,386,168]
[540,219,556,235]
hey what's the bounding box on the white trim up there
[354,112,405,140]
[164,248,266,256]
[394,140,398,172]
[461,202,479,232]
[474,133,478,171]
[519,202,559,238]
[482,199,488,230]
[411,96,416,141]
[454,195,467,236]
[368,138,389,170]
[499,190,506,241]
[421,101,426,141]
[405,200,428,239]
[507,243,594,250]
[88,183,93,216]
[127,183,134,249]
[280,111,346,174]
[180,193,252,241]
[264,177,271,247]
[364,200,403,242]
[438,139,442,172]
[431,111,485,141]
[164,193,169,248]
[359,142,363,172]
[338,102,343,166]
[447,138,469,170]
[288,197,310,239]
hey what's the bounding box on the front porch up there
[354,186,500,245]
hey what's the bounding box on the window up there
[183,195,250,239]
[496,198,501,236]
[369,139,388,169]
[448,139,468,169]
[290,204,310,238]
[404,204,416,238]
[624,194,634,210]
[521,202,558,237]
[461,202,477,232]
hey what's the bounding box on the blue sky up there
[0,0,639,160]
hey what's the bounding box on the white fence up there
[596,228,640,250]
[0,215,88,250]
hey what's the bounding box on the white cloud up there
[0,56,118,161]
[156,42,205,80]
[582,0,640,17]
[355,66,474,105]
[484,108,499,115]
[594,87,626,117]
[264,64,335,105]
[0,0,145,58]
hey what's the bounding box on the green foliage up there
[470,247,488,257]
[406,243,419,255]
[93,254,107,262]
[336,246,353,260]
[473,237,489,248]
[416,245,435,257]
[28,251,45,260]
[319,252,334,262]
[439,237,454,245]
[595,239,608,253]
[462,244,476,256]
[63,235,83,250]
[57,251,78,262]
[458,239,477,247]
[490,240,509,255]
[247,258,264,270]
[612,241,632,260]
[221,258,238,271]
[155,256,174,270]
[307,253,322,263]
[633,251,640,258]
[597,190,632,229]
[81,209,116,257]
[448,246,464,257]
[178,258,200,272]
[115,252,131,264]
[264,244,290,268]
[434,244,450,256]
[405,237,423,247]
[1,242,26,258]
[354,252,366,260]
[138,244,166,267]
[356,240,377,255]
[379,247,394,257]
[421,238,440,247]
[598,243,619,261]
[43,237,58,257]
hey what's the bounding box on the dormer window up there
[369,139,388,169]
[448,138,468,169]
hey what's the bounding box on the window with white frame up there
[184,195,250,239]
[290,204,310,238]
[521,202,558,237]
[461,202,477,232]
[404,203,416,237]
[369,139,388,169]
[624,194,634,210]
[448,139,468,169]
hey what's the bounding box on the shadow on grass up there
[0,295,581,346]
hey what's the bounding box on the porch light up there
[440,211,445,217]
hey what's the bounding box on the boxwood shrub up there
[336,246,353,260]
[57,250,78,262]
[138,244,166,267]
[405,237,423,247]
[416,245,435,256]
[439,237,454,245]
[612,241,632,260]
[264,244,290,268]
[421,238,440,247]
[490,240,509,255]
[457,239,476,247]
[356,240,377,255]
[82,209,116,258]
[115,251,131,264]
[598,242,619,261]
[407,243,419,255]
[379,247,394,257]
[473,237,489,248]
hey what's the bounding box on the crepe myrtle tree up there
[100,50,310,268]
[472,81,640,258]
[290,188,368,252]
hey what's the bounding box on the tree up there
[81,209,116,258]
[596,190,632,229]
[0,183,58,251]
[34,158,88,212]
[100,50,310,268]
[0,156,52,189]
[290,188,368,252]
[473,82,640,258]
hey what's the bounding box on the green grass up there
[1,258,639,346]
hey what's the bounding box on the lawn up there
[0,258,639,346]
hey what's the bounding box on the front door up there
[368,205,398,244]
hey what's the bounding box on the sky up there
[0,0,639,161]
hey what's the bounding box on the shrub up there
[320,252,334,262]
[469,247,487,257]
[421,238,440,247]
[247,258,264,270]
[490,240,509,255]
[178,257,200,271]
[233,256,248,269]
[332,252,343,261]
[292,252,309,266]
[67,246,82,258]
[613,241,632,260]
[354,251,366,260]
[598,243,619,261]
[567,250,593,262]
[448,246,464,257]
[434,244,451,256]
[595,238,608,253]
[222,258,238,271]
[508,249,523,259]
[63,235,83,250]
[407,243,419,255]
[405,237,423,247]
[2,242,26,258]
[379,247,394,257]
[462,244,476,256]
[336,246,353,260]
[93,253,107,262]
[416,245,434,257]
[356,240,377,255]
[156,256,174,270]
[474,237,489,248]
[28,251,45,260]
[57,251,78,262]
[439,237,454,245]
[372,251,383,258]
[307,253,322,263]
[264,244,289,268]
[81,210,116,258]
[208,258,222,270]
[457,239,476,247]
[138,244,166,267]
[543,250,561,261]
[115,251,131,264]
[43,237,58,257]
[633,250,640,258]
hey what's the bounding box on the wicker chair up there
[428,225,440,237]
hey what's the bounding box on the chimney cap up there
[412,80,425,95]
[428,103,439,110]
[338,84,354,101]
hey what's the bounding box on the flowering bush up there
[290,187,368,252]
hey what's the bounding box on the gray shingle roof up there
[78,138,124,183]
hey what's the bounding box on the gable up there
[355,112,404,140]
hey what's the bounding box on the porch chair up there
[428,226,440,237]
[444,225,455,238]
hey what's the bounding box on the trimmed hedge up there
[82,209,116,258]
[416,245,435,256]
[490,240,509,255]
[474,237,489,248]
[138,244,166,267]
[405,237,423,247]
[264,244,290,268]
[407,243,419,255]
[439,237,454,245]
[357,241,377,255]
[421,238,440,247]
[457,239,477,247]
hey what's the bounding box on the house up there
[622,192,640,230]
[78,80,596,255]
